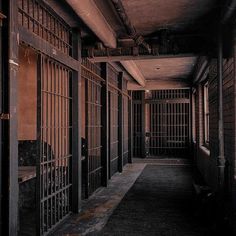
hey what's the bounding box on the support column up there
[128,91,133,163]
[71,28,82,213]
[118,72,124,172]
[101,63,109,186]
[141,91,146,158]
[6,0,19,235]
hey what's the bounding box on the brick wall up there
[194,55,236,189]
[193,50,236,231]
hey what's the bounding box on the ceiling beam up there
[89,53,198,63]
[127,79,190,91]
[121,61,146,87]
[65,0,117,48]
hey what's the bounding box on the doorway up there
[145,89,191,158]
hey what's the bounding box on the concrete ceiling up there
[120,0,217,35]
[134,57,197,80]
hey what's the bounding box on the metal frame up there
[132,91,143,158]
[16,1,81,235]
[7,1,19,235]
[118,72,124,172]
[108,65,120,177]
[37,54,73,236]
[101,63,109,186]
[122,79,130,166]
[128,91,133,163]
[82,59,104,198]
[145,89,191,158]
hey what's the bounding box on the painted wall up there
[18,45,37,141]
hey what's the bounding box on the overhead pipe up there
[110,0,151,53]
[66,0,117,48]
[221,0,236,25]
[121,61,146,87]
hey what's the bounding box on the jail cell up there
[108,65,119,177]
[38,55,73,235]
[132,91,143,157]
[122,80,130,166]
[146,89,191,158]
[18,0,72,56]
[81,59,103,198]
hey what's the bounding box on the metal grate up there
[145,89,190,100]
[82,59,103,197]
[146,89,190,158]
[108,65,119,177]
[18,0,72,56]
[132,91,142,157]
[38,55,72,235]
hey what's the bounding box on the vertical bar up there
[36,54,42,236]
[118,72,123,172]
[128,91,133,163]
[71,28,81,213]
[141,91,146,158]
[7,0,19,235]
[101,63,109,186]
[84,76,89,198]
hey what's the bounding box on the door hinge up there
[0,113,10,120]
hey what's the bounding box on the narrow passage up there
[96,165,211,236]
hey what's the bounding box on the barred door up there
[108,66,119,177]
[146,89,191,158]
[38,55,72,235]
[123,90,130,166]
[132,91,143,157]
[82,59,103,198]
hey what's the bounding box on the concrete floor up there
[54,162,146,235]
[54,159,226,236]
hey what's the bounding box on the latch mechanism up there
[0,113,10,120]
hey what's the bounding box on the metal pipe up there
[217,24,225,190]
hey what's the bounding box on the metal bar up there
[71,28,81,213]
[101,63,109,186]
[8,0,19,235]
[118,72,123,172]
[141,91,146,158]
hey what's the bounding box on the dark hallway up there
[99,164,209,236]
[54,159,232,236]
[1,0,236,235]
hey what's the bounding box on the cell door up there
[146,89,191,158]
[38,55,73,235]
[82,59,103,198]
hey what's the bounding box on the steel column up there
[118,72,124,172]
[141,91,146,158]
[71,28,81,213]
[7,0,19,235]
[101,63,109,186]
[128,91,133,163]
